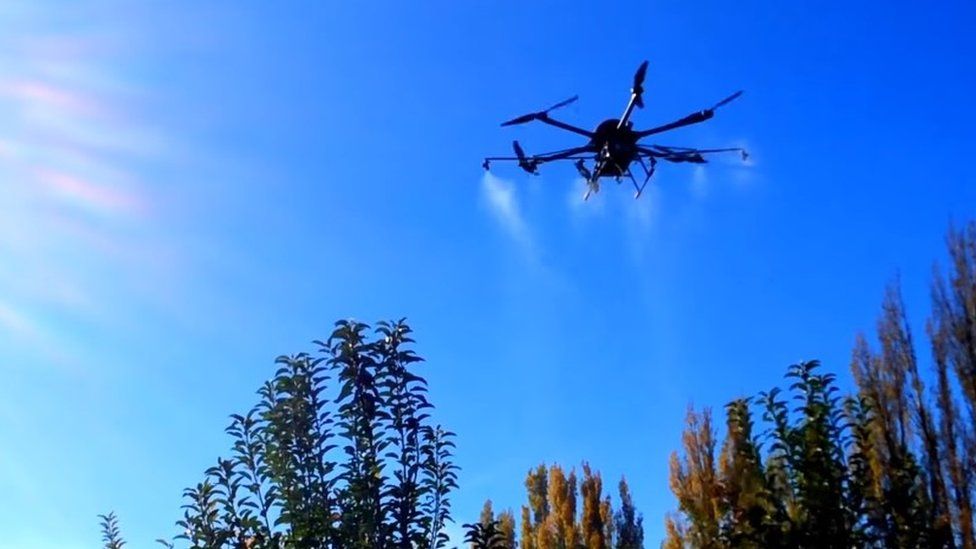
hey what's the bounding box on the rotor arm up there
[482,144,595,172]
[637,144,748,164]
[635,90,743,139]
[533,144,595,162]
[534,114,594,138]
[635,110,713,138]
[499,95,592,137]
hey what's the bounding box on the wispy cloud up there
[0,5,183,370]
[0,299,44,344]
[0,79,101,116]
[33,166,144,217]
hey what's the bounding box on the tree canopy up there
[135,319,457,549]
[101,220,976,548]
[665,221,976,548]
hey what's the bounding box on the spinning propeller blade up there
[648,144,748,163]
[649,145,707,163]
[500,95,578,126]
[659,153,706,164]
[633,60,649,108]
[711,90,743,110]
[513,140,527,160]
[512,140,537,174]
[634,61,649,88]
[501,113,537,126]
[547,95,579,111]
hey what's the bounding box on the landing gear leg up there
[630,156,656,199]
[583,146,612,201]
[576,159,600,201]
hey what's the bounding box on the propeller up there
[710,90,743,111]
[513,140,538,174]
[547,95,579,111]
[650,145,706,163]
[651,145,688,154]
[660,153,706,164]
[501,95,579,126]
[633,60,649,108]
[651,144,748,163]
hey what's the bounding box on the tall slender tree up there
[930,221,976,548]
[717,398,768,547]
[580,463,610,549]
[376,320,431,548]
[474,501,516,549]
[508,463,637,548]
[614,478,644,549]
[667,407,721,548]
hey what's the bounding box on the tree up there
[667,407,721,548]
[716,399,769,547]
[99,512,125,549]
[473,501,516,549]
[668,363,867,548]
[508,463,641,548]
[853,284,942,547]
[497,509,517,549]
[580,463,610,549]
[614,478,644,549]
[118,319,456,549]
[464,519,508,549]
[930,221,976,548]
[665,220,976,548]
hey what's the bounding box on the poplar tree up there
[474,500,516,549]
[514,463,638,548]
[614,478,644,549]
[580,463,610,549]
[667,407,721,548]
[930,221,976,548]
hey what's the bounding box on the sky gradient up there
[1,1,975,547]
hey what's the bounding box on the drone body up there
[482,61,747,200]
[587,119,641,178]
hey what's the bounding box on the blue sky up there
[1,1,974,547]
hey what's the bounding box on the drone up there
[482,60,748,200]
